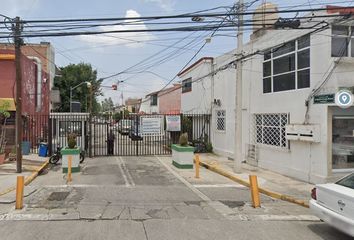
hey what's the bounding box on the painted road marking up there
[193,184,245,188]
[119,156,135,187]
[115,157,131,187]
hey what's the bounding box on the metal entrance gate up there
[91,113,211,157]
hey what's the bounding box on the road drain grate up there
[47,192,70,201]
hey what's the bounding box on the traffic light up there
[112,84,117,90]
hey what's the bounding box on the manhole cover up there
[47,191,70,201]
[220,200,245,208]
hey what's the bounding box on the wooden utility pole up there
[14,16,23,173]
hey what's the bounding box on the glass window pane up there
[263,77,271,93]
[273,41,295,57]
[351,39,354,57]
[336,173,354,189]
[332,118,354,170]
[298,49,310,69]
[263,61,271,77]
[331,37,348,57]
[264,50,271,60]
[298,69,310,89]
[298,35,310,49]
[273,54,295,75]
[333,25,348,36]
[273,72,295,92]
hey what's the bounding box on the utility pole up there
[234,1,243,173]
[14,17,23,173]
[88,85,93,158]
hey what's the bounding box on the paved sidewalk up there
[0,154,48,198]
[198,153,314,201]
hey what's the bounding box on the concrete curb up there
[0,159,49,197]
[199,160,310,208]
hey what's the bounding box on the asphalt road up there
[0,156,351,240]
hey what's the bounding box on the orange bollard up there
[195,154,200,179]
[67,155,72,183]
[249,175,261,208]
[15,176,24,209]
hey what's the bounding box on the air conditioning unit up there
[285,124,320,143]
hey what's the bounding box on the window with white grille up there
[254,113,288,148]
[216,110,226,131]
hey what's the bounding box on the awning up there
[0,98,16,111]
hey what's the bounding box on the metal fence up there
[22,113,211,157]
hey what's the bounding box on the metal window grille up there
[216,110,226,131]
[252,113,288,148]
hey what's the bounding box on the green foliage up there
[182,117,192,134]
[0,101,10,119]
[179,133,189,146]
[206,142,213,153]
[101,97,114,112]
[67,133,77,149]
[54,63,102,113]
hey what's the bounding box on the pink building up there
[158,84,181,114]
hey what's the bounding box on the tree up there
[54,63,102,113]
[101,97,114,112]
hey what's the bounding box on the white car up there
[310,172,354,237]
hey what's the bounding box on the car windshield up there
[336,173,354,190]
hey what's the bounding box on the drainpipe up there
[28,56,42,112]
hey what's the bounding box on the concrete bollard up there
[15,176,24,210]
[195,154,200,179]
[249,175,261,208]
[67,155,72,183]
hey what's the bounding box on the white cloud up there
[80,9,156,49]
[0,0,40,17]
[142,0,175,12]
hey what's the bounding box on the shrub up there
[67,133,77,149]
[179,133,188,146]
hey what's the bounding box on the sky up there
[1,0,353,104]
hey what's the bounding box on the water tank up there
[252,2,279,33]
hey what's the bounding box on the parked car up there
[116,119,132,135]
[129,118,143,141]
[310,172,354,237]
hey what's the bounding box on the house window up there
[254,113,288,148]
[263,35,310,93]
[331,25,354,57]
[150,94,157,106]
[182,78,192,93]
[216,110,226,131]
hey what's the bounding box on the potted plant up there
[0,102,10,165]
[171,133,195,169]
[61,132,81,173]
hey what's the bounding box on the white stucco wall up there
[180,59,213,114]
[211,51,236,157]
[241,21,354,183]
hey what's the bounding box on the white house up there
[239,6,354,183]
[178,55,236,157]
[178,4,354,184]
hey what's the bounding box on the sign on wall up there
[141,116,163,136]
[335,90,354,109]
[166,115,181,132]
[313,94,335,104]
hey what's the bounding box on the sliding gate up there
[91,113,211,157]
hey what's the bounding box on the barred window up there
[216,110,226,131]
[254,113,288,148]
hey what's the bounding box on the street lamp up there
[70,81,91,112]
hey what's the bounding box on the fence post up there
[15,176,24,209]
[249,175,261,208]
[195,154,200,179]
